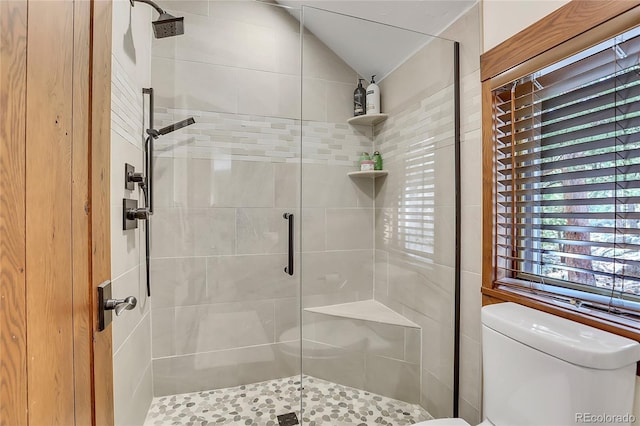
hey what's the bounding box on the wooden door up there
[0,0,113,425]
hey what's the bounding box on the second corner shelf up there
[347,170,388,178]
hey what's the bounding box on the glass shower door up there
[145,1,304,424]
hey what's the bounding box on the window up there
[482,1,640,337]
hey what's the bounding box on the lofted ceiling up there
[278,0,476,81]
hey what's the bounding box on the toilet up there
[415,302,640,426]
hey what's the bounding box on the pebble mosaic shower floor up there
[144,375,433,426]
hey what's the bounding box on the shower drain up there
[277,412,299,426]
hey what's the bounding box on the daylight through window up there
[492,26,640,316]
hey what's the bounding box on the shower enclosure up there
[143,2,459,423]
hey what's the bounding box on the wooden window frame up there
[481,0,640,341]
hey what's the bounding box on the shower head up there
[130,0,185,39]
[146,117,196,139]
[153,13,184,39]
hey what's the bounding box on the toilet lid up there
[412,419,471,426]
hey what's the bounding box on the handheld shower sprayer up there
[145,116,196,213]
[147,117,196,139]
[129,0,185,38]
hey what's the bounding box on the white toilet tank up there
[482,303,640,426]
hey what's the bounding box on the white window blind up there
[493,26,640,316]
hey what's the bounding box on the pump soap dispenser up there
[366,75,380,115]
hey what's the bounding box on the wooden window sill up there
[482,286,640,342]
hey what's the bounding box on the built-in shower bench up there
[302,299,422,404]
[304,299,419,328]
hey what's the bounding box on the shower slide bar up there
[125,87,195,297]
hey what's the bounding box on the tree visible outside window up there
[491,27,640,313]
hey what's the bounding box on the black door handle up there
[283,213,293,276]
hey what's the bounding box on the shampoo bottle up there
[366,75,380,115]
[353,79,366,116]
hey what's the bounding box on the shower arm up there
[129,0,165,16]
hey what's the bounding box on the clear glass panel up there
[139,1,457,424]
[146,1,303,423]
[300,6,457,423]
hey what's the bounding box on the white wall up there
[110,0,153,424]
[482,0,570,52]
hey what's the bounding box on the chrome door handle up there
[98,281,138,331]
[105,296,137,316]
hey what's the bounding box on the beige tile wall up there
[375,53,460,423]
[374,71,456,419]
[110,0,154,424]
[372,4,482,420]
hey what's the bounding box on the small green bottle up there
[372,151,383,170]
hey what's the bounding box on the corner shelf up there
[347,113,388,127]
[305,300,420,329]
[348,170,388,179]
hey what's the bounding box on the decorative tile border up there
[111,55,145,148]
[152,108,374,166]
